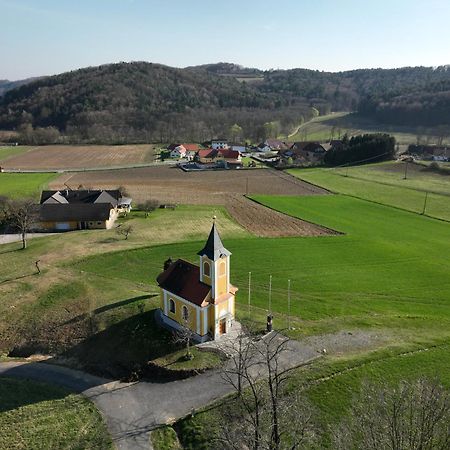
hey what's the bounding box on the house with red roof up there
[156,223,238,342]
[195,148,242,165]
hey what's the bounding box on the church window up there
[169,298,175,313]
[182,306,189,321]
[203,261,211,276]
[219,261,226,276]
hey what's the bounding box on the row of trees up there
[324,133,396,166]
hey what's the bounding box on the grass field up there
[0,146,31,162]
[0,377,112,449]
[0,172,58,199]
[286,112,450,146]
[0,206,248,376]
[288,161,450,221]
[74,194,450,346]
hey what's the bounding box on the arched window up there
[203,261,211,277]
[219,261,226,276]
[169,298,175,314]
[182,306,189,321]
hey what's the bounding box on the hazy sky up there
[1,0,450,80]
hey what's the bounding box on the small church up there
[156,222,237,342]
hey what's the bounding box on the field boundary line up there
[245,195,344,235]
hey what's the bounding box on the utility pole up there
[287,279,291,330]
[268,275,272,313]
[248,271,252,315]
[422,191,429,215]
[404,161,408,180]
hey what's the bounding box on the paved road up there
[0,334,320,450]
[0,233,56,245]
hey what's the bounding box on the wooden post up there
[248,271,252,315]
[287,279,291,330]
[422,191,429,215]
[404,161,408,180]
[269,274,272,314]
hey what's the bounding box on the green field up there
[74,194,450,345]
[289,162,450,221]
[0,172,57,199]
[286,112,450,146]
[0,377,111,449]
[0,146,30,163]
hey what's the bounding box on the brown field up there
[50,166,332,237]
[1,144,158,170]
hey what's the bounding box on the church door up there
[219,318,226,335]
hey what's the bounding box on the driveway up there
[0,333,320,450]
[0,233,56,245]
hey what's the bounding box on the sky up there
[1,0,450,80]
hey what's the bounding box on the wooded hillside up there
[1,62,449,143]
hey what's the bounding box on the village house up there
[195,148,242,166]
[281,142,326,164]
[211,139,228,150]
[257,139,291,152]
[156,223,237,342]
[169,143,200,160]
[39,189,131,231]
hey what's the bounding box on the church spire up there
[197,222,231,261]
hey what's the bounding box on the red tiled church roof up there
[156,259,211,306]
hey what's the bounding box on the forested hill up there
[1,61,449,143]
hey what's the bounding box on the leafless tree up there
[1,198,38,249]
[172,316,196,360]
[219,331,318,450]
[333,378,450,450]
[116,224,133,240]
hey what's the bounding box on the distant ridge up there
[1,61,449,143]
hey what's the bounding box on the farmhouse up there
[258,139,290,152]
[39,189,131,231]
[156,223,237,342]
[195,148,242,166]
[281,142,326,164]
[169,143,200,160]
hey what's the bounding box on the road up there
[0,333,320,450]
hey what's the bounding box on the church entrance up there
[219,318,226,335]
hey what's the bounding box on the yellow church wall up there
[208,306,216,335]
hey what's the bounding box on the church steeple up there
[198,222,231,299]
[197,222,231,261]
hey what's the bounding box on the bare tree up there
[219,331,318,450]
[172,316,196,360]
[137,199,160,217]
[2,198,38,249]
[333,378,450,450]
[116,224,133,240]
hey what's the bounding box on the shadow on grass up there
[62,294,156,326]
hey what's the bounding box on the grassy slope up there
[0,377,111,449]
[0,206,248,375]
[287,112,450,145]
[75,195,450,346]
[289,162,450,221]
[0,172,57,199]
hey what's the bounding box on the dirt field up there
[49,166,332,237]
[51,166,327,203]
[1,144,158,170]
